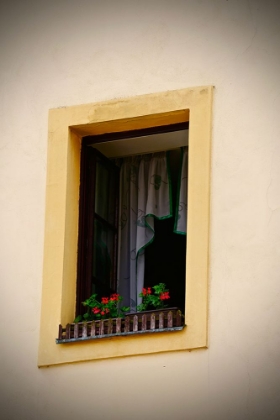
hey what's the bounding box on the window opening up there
[76,124,188,318]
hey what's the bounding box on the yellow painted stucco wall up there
[1,1,280,419]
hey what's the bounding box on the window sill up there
[57,308,185,344]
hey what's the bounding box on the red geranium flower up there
[110,293,120,301]
[92,307,100,314]
[101,297,109,304]
[147,287,152,294]
[159,291,170,300]
[142,288,147,296]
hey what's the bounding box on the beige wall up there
[1,0,280,419]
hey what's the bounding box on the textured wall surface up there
[1,1,280,419]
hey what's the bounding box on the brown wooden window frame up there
[76,147,120,315]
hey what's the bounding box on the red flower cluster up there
[92,306,110,315]
[159,291,170,301]
[92,307,100,314]
[110,293,120,301]
[137,283,170,311]
[101,297,109,304]
[142,287,152,296]
[101,308,110,316]
[92,293,122,317]
[78,291,129,322]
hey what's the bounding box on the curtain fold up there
[117,152,172,310]
[117,156,138,310]
[117,148,187,311]
[174,147,188,235]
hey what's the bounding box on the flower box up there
[56,308,185,344]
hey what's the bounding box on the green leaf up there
[121,306,130,313]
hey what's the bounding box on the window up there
[38,86,213,367]
[76,124,189,319]
[76,146,120,315]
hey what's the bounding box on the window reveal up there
[76,133,188,317]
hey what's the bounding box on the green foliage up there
[73,314,83,323]
[74,283,171,323]
[136,283,170,311]
[74,292,130,323]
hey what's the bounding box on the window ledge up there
[57,308,185,344]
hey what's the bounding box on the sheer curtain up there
[117,148,187,311]
[117,152,172,310]
[174,147,188,234]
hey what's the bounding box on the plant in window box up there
[57,283,184,343]
[74,293,130,323]
[136,283,171,312]
[74,282,172,322]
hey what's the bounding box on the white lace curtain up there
[117,148,187,311]
[174,147,188,234]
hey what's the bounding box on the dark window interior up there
[144,149,186,311]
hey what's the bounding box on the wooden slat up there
[176,310,182,327]
[66,324,71,339]
[133,315,138,332]
[116,318,121,333]
[82,323,87,338]
[150,313,156,330]
[107,319,113,335]
[141,314,147,331]
[124,316,130,332]
[74,323,79,339]
[167,311,173,328]
[90,321,96,337]
[159,312,164,329]
[58,324,63,340]
[100,320,104,335]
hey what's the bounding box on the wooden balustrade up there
[56,308,185,344]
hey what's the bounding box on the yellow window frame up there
[38,86,213,367]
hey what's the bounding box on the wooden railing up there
[56,308,185,343]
